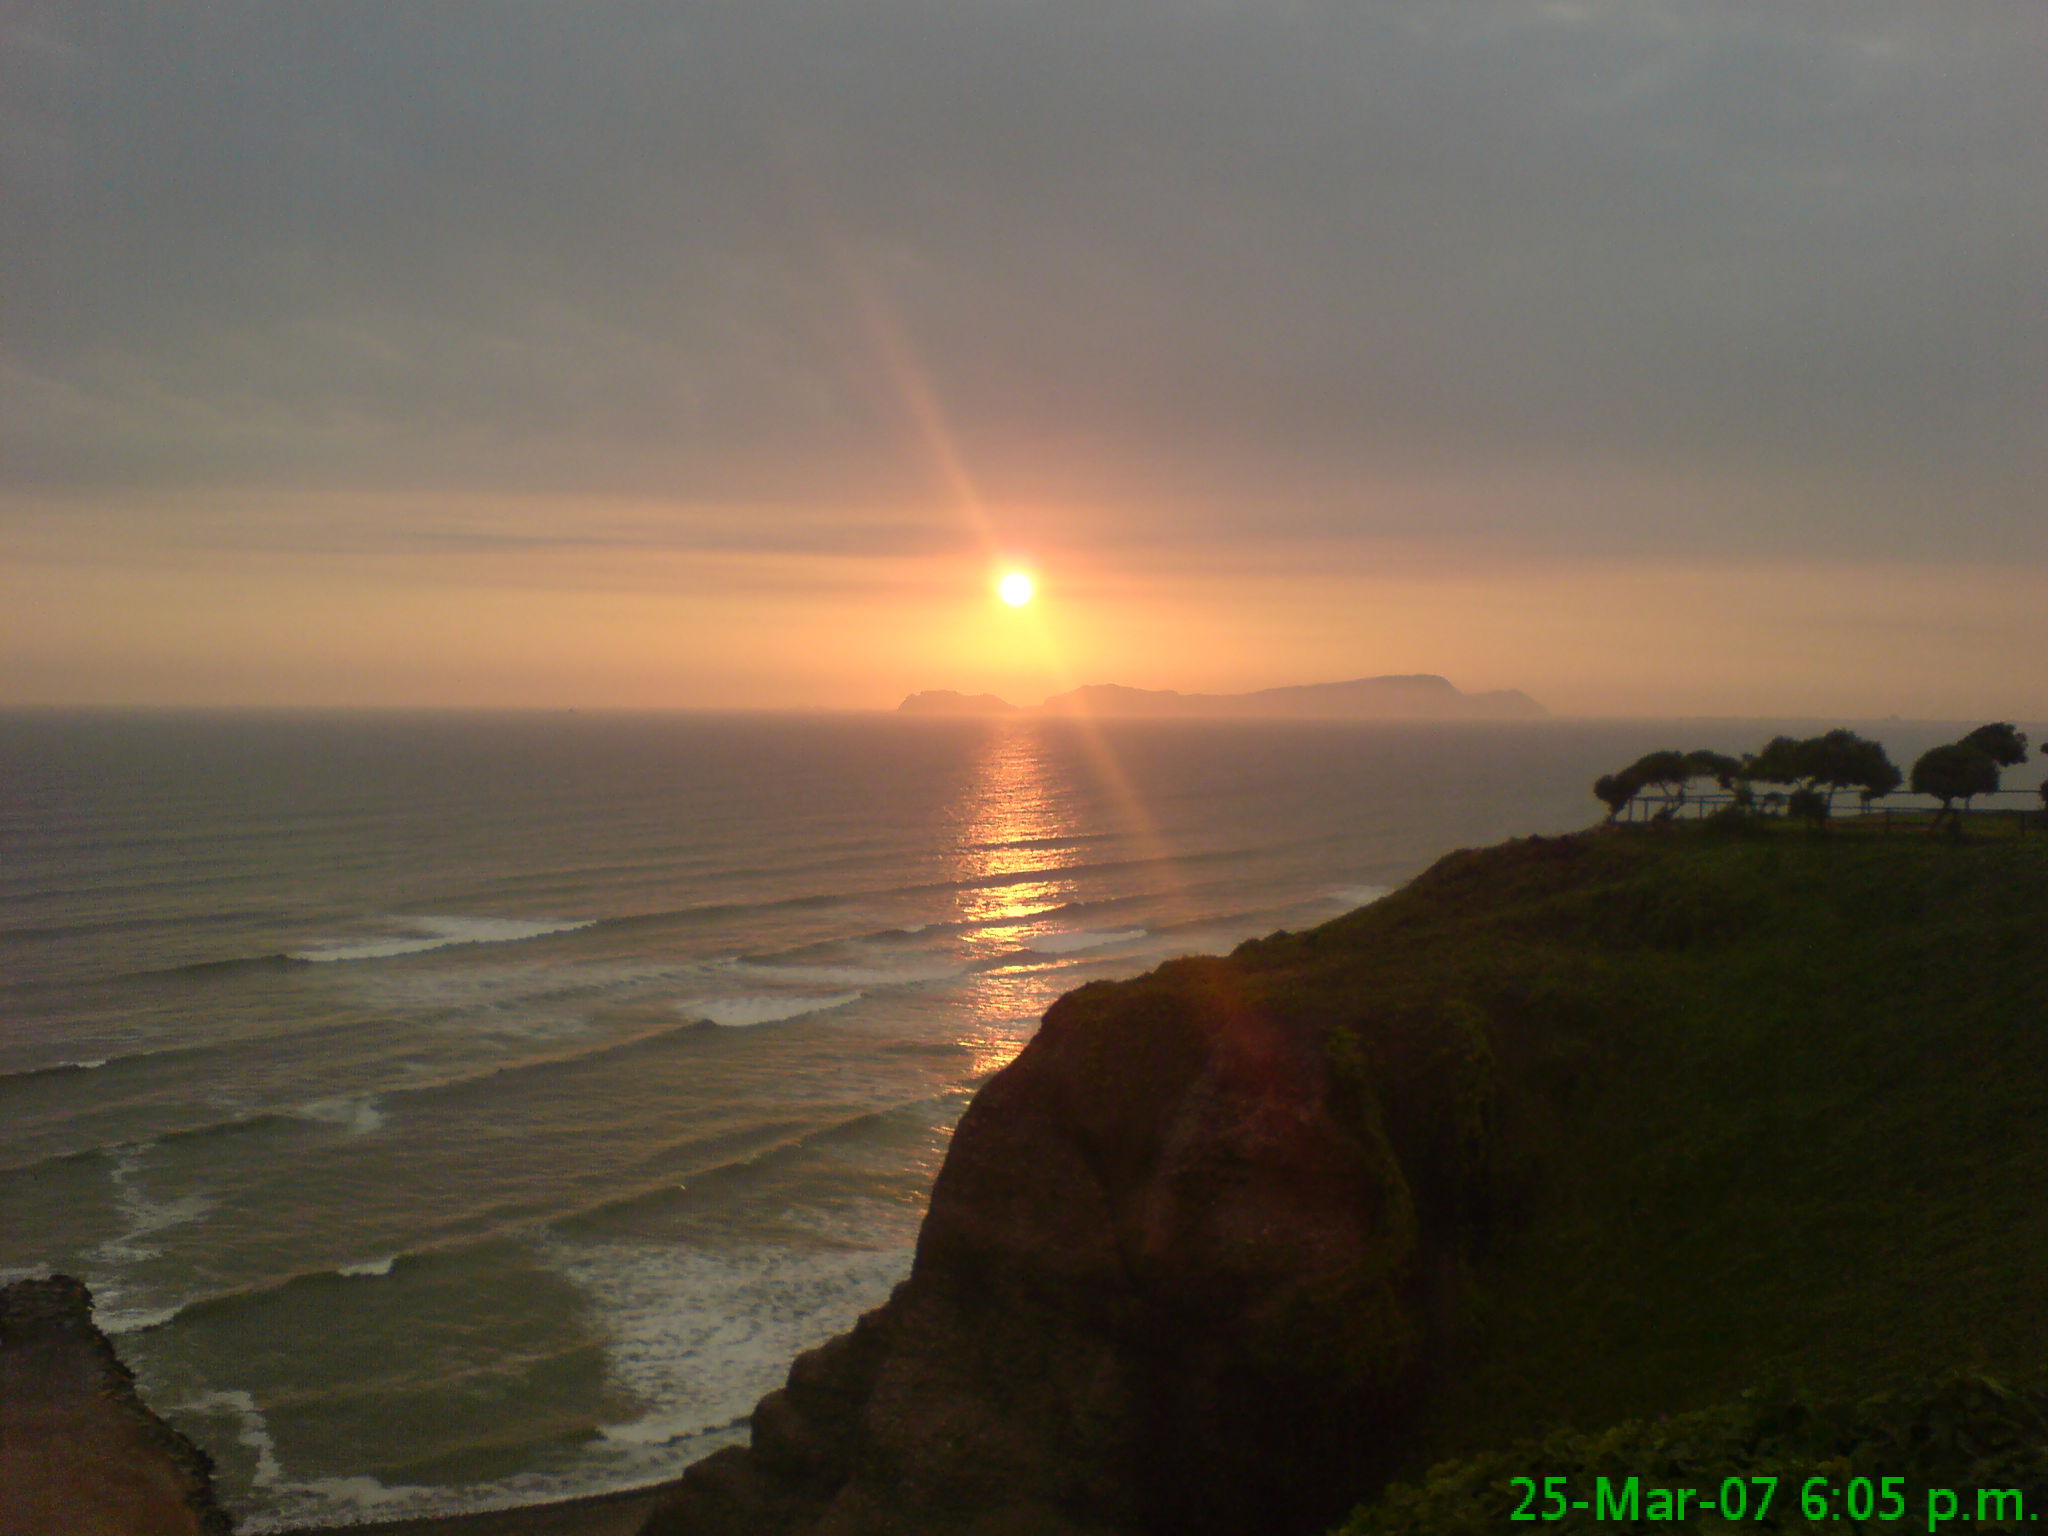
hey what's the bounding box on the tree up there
[1595,748,1754,823]
[1959,722,2029,767]
[1911,743,1999,833]
[1630,750,1691,819]
[1682,749,1743,790]
[1593,773,1637,821]
[1745,730,1900,822]
[1858,756,1903,808]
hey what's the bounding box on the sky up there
[4,0,2045,716]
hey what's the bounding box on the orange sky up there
[8,485,2045,717]
[6,4,2045,718]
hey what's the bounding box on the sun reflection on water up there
[940,720,1089,1073]
[947,720,1082,951]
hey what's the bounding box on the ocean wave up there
[729,957,965,988]
[288,915,595,963]
[591,889,854,937]
[99,1300,189,1334]
[0,1100,380,1187]
[1021,926,1149,955]
[875,845,1250,902]
[550,1232,913,1455]
[0,1055,112,1090]
[684,992,861,1028]
[155,953,311,979]
[290,1096,386,1136]
[559,1090,971,1233]
[92,1147,213,1268]
[959,830,1116,855]
[0,1016,747,1183]
[0,1022,389,1104]
[1326,883,1392,907]
[0,906,284,946]
[74,1105,932,1338]
[101,1247,421,1335]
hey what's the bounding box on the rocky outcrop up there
[1037,677,1546,719]
[0,1274,235,1535]
[895,677,1548,720]
[644,954,1463,1536]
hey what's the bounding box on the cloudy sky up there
[5,0,2044,714]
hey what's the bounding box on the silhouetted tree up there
[1594,773,1637,821]
[1595,748,1753,823]
[1911,743,1999,834]
[1959,722,2029,767]
[1858,756,1904,808]
[1631,750,1691,819]
[1682,749,1744,790]
[1745,730,1900,822]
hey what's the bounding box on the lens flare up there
[998,572,1035,607]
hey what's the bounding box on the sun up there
[997,571,1035,607]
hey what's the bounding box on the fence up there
[1616,787,2047,834]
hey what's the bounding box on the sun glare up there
[998,572,1035,607]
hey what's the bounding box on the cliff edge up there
[645,825,2048,1536]
[648,949,1449,1536]
[0,1274,235,1536]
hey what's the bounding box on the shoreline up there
[272,1484,669,1536]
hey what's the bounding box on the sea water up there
[0,709,1946,1528]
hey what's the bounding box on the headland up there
[13,818,2048,1535]
[898,674,1547,719]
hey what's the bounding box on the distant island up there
[898,673,1547,719]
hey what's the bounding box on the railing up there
[1615,787,2047,833]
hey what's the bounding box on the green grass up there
[1204,822,2048,1519]
[1340,1373,2048,1534]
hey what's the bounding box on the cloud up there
[2,0,2042,567]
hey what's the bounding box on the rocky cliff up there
[0,1274,235,1536]
[645,953,1446,1536]
[645,824,2048,1536]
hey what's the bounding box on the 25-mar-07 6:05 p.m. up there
[1508,1472,2029,1529]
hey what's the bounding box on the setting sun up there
[998,572,1036,607]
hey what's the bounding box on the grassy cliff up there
[1241,821,2048,1501]
[641,820,2048,1536]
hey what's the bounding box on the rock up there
[0,1274,234,1536]
[642,957,1439,1536]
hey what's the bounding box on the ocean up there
[0,709,1974,1528]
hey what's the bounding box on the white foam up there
[687,992,861,1028]
[99,1301,186,1335]
[208,1231,892,1531]
[292,1096,386,1135]
[338,1255,397,1278]
[174,1390,288,1488]
[92,1148,212,1265]
[288,915,594,963]
[171,1393,447,1530]
[547,1234,912,1454]
[1025,926,1148,954]
[1326,884,1391,906]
